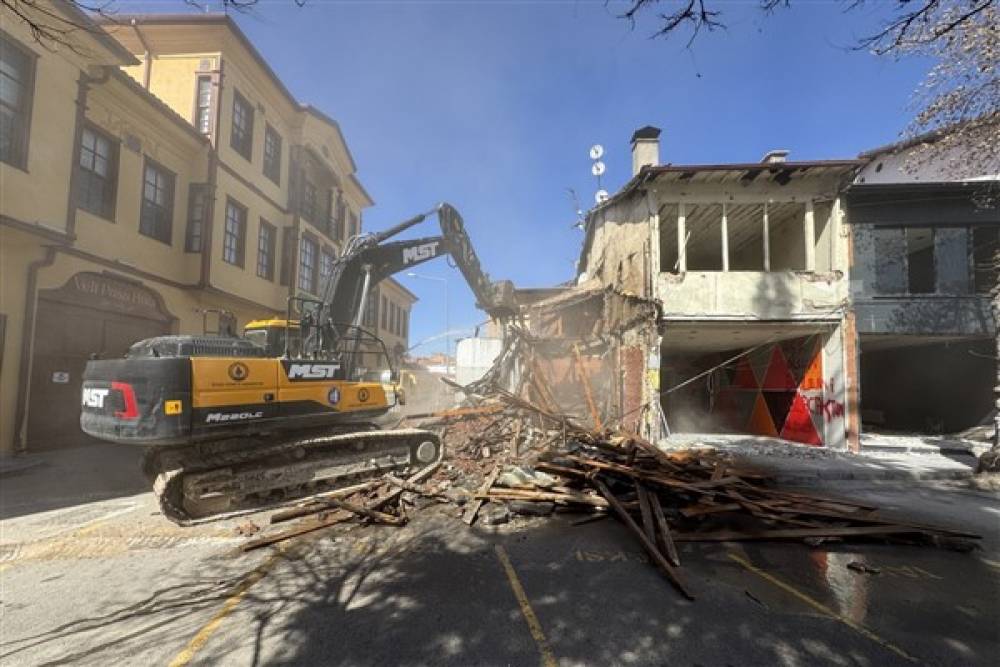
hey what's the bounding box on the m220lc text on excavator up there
[80,204,512,524]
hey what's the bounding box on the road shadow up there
[5,506,996,666]
[0,443,146,520]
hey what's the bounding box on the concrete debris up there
[480,504,512,526]
[508,500,555,517]
[497,466,559,489]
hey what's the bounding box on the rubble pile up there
[238,287,981,598]
[240,386,981,602]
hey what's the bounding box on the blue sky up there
[145,0,931,354]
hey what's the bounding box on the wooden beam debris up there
[463,463,502,526]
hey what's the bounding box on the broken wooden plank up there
[248,463,441,550]
[482,489,609,508]
[321,497,406,526]
[244,510,352,551]
[592,477,694,600]
[635,482,657,545]
[671,524,975,542]
[463,463,502,526]
[650,493,681,567]
[678,502,742,518]
[383,475,450,500]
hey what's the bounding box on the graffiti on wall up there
[711,336,828,446]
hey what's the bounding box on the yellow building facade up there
[0,9,412,455]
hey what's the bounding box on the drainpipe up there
[131,20,152,89]
[199,59,223,290]
[13,247,60,453]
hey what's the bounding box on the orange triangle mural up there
[781,392,823,446]
[747,393,778,437]
[762,346,797,390]
[800,343,823,391]
[731,358,759,390]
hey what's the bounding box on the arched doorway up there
[27,272,175,450]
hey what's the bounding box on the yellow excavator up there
[80,204,512,523]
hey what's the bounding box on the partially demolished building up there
[463,126,997,451]
[578,128,862,450]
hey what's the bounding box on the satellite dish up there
[595,189,609,204]
[591,161,606,177]
[589,144,604,160]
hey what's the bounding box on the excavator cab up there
[247,301,398,381]
[243,319,298,358]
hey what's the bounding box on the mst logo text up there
[286,363,340,380]
[82,387,109,408]
[402,241,440,265]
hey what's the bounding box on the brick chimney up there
[631,126,661,176]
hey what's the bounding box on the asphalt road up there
[1,467,998,666]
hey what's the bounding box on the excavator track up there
[148,427,442,525]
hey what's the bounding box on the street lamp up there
[405,272,450,370]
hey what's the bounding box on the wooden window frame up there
[298,233,319,294]
[222,197,247,267]
[184,183,208,253]
[0,30,37,171]
[230,89,254,161]
[193,75,213,136]
[381,294,388,330]
[76,122,119,221]
[301,178,318,224]
[138,157,176,245]
[263,123,282,185]
[257,218,276,280]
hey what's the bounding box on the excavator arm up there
[319,203,514,334]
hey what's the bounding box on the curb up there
[768,468,974,484]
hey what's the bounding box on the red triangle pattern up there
[731,358,759,390]
[780,392,822,446]
[762,346,797,390]
[747,393,778,437]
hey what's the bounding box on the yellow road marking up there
[728,552,923,664]
[495,545,558,667]
[167,545,289,667]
